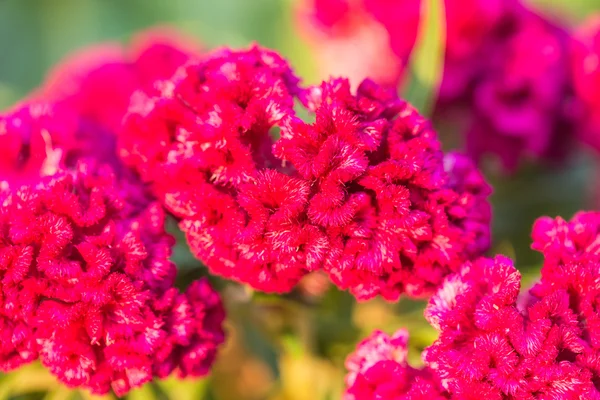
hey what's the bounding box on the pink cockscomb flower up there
[571,15,600,152]
[279,79,491,300]
[438,0,516,103]
[120,45,309,293]
[0,161,225,395]
[344,329,448,399]
[424,248,600,398]
[466,9,576,172]
[120,45,490,299]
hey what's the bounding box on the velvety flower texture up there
[571,15,600,152]
[120,45,308,293]
[281,79,491,300]
[345,329,447,399]
[120,44,491,300]
[345,212,600,398]
[0,161,225,395]
[423,212,600,399]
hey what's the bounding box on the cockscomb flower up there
[571,15,600,152]
[466,9,576,172]
[120,46,490,298]
[278,79,491,300]
[424,252,600,398]
[0,161,225,395]
[344,329,448,399]
[120,45,308,292]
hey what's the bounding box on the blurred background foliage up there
[0,0,599,399]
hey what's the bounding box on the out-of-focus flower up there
[0,161,225,395]
[280,79,491,300]
[467,8,576,172]
[571,15,600,151]
[344,329,448,399]
[40,28,201,134]
[296,0,413,88]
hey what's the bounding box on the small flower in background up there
[39,28,201,135]
[466,7,577,172]
[0,102,77,186]
[296,0,412,88]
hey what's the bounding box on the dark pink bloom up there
[280,79,491,300]
[0,161,225,395]
[438,0,516,102]
[41,44,136,133]
[571,15,600,152]
[299,1,577,172]
[344,329,448,399]
[466,9,576,171]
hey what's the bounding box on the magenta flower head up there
[466,8,576,172]
[344,329,448,399]
[120,45,491,299]
[120,45,310,293]
[0,160,225,395]
[423,226,600,400]
[571,15,600,152]
[278,79,491,300]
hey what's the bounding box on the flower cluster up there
[120,47,491,299]
[345,212,600,398]
[0,161,225,395]
[299,0,578,172]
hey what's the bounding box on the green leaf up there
[401,0,446,117]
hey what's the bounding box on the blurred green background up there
[0,0,599,399]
